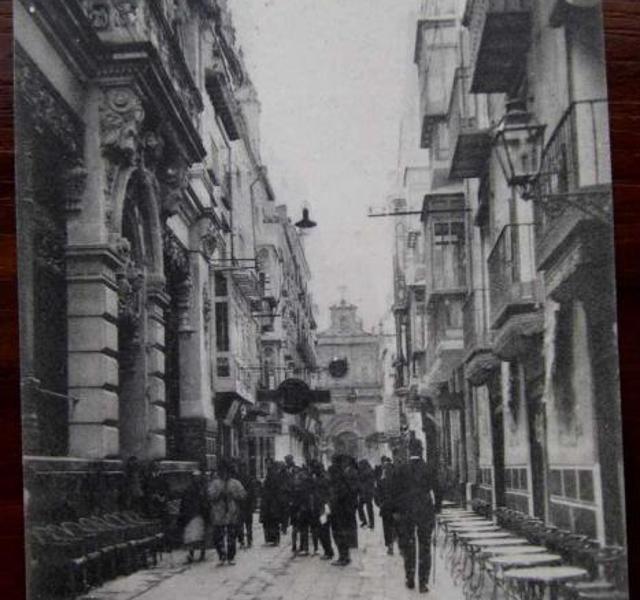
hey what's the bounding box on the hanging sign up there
[277,378,313,414]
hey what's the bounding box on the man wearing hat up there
[390,438,441,593]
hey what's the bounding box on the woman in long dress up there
[178,470,210,563]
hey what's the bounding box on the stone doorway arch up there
[117,169,167,459]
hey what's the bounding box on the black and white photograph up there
[13,0,629,599]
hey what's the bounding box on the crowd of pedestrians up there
[128,439,440,594]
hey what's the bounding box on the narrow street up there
[81,526,460,600]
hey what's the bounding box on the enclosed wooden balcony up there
[464,0,532,94]
[532,99,612,273]
[424,298,465,391]
[448,68,493,179]
[462,288,499,385]
[487,223,542,329]
[415,3,459,148]
[422,194,468,307]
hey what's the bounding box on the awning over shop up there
[215,393,253,423]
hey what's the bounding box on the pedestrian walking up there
[235,461,259,549]
[208,460,247,566]
[374,457,396,555]
[309,460,334,560]
[328,454,359,566]
[357,459,376,529]
[390,440,440,593]
[260,461,285,545]
[290,465,313,555]
[178,470,210,563]
[281,455,296,535]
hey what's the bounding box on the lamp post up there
[493,99,546,200]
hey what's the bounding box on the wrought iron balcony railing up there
[487,222,541,328]
[532,99,612,269]
[464,0,532,94]
[448,67,493,179]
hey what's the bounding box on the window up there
[216,301,229,351]
[433,121,450,162]
[432,220,466,290]
[215,272,228,297]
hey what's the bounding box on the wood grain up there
[0,1,639,598]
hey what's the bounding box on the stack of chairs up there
[28,511,164,598]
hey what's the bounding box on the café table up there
[450,532,526,588]
[479,545,549,557]
[503,565,589,600]
[489,553,563,600]
[466,547,553,600]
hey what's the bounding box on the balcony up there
[464,0,532,94]
[532,99,612,274]
[415,4,459,148]
[487,223,542,330]
[231,269,262,302]
[216,354,256,404]
[424,316,465,393]
[448,68,493,179]
[406,261,427,289]
[463,289,499,385]
[463,288,491,354]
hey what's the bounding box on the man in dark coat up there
[235,461,259,549]
[357,459,376,529]
[309,460,334,559]
[328,454,359,566]
[374,457,396,555]
[289,465,313,555]
[260,461,285,545]
[390,440,440,593]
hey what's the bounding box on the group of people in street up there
[126,440,440,594]
[176,459,259,565]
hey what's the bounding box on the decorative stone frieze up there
[14,47,84,156]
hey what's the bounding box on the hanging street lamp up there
[493,98,546,200]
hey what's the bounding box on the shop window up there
[579,470,595,503]
[550,502,572,530]
[563,470,578,500]
[574,507,597,539]
[550,469,562,496]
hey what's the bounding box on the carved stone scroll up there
[99,87,145,166]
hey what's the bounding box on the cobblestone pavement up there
[81,524,462,600]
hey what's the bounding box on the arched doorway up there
[333,430,360,458]
[117,171,164,459]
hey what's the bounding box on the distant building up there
[315,301,383,461]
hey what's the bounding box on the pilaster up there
[67,244,122,458]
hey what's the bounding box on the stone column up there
[177,240,216,466]
[66,84,138,459]
[67,246,121,458]
[15,132,39,454]
[146,279,170,459]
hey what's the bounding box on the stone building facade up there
[315,301,384,462]
[15,0,317,522]
[392,0,624,546]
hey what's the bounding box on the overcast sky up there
[229,0,416,331]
